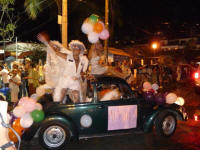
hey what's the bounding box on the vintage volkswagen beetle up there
[22,76,188,150]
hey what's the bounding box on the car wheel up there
[155,112,177,137]
[39,121,71,150]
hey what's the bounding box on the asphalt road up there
[21,80,200,150]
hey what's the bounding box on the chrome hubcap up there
[162,116,176,135]
[43,126,66,148]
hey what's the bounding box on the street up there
[21,80,200,150]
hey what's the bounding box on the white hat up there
[69,40,87,54]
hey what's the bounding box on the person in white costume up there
[37,32,71,89]
[52,40,89,103]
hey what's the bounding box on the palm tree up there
[24,0,62,19]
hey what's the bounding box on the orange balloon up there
[8,128,22,143]
[93,22,104,33]
[12,118,24,131]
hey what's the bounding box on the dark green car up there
[23,76,188,150]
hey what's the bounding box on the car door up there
[95,81,139,133]
[68,81,108,136]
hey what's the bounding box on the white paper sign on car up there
[108,105,137,131]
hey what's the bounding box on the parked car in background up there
[22,76,188,150]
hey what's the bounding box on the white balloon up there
[175,97,185,106]
[166,93,177,104]
[35,103,43,110]
[20,113,33,128]
[152,83,159,91]
[88,32,99,44]
[13,106,26,118]
[81,23,93,34]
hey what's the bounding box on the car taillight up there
[194,72,199,79]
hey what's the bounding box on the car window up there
[119,83,133,99]
[97,83,122,101]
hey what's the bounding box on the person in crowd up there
[26,63,40,96]
[176,65,182,82]
[0,65,10,87]
[19,66,28,97]
[9,69,21,104]
[37,59,45,84]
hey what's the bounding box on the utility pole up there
[62,0,68,48]
[104,0,109,64]
[16,37,18,60]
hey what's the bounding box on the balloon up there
[99,29,109,40]
[35,103,43,110]
[155,93,165,105]
[19,98,36,113]
[20,113,33,128]
[81,22,93,34]
[8,129,21,143]
[166,93,177,104]
[31,110,45,123]
[175,97,185,106]
[152,83,159,91]
[18,97,29,106]
[88,32,99,44]
[89,14,99,24]
[12,118,24,132]
[13,106,26,118]
[93,22,104,33]
[30,93,38,101]
[143,91,155,102]
[143,82,152,91]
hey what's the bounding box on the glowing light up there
[152,43,158,49]
[194,72,199,79]
[175,97,185,106]
[194,115,198,121]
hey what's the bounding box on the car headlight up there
[174,97,185,106]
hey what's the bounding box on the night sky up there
[14,0,200,45]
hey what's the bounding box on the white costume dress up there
[44,41,71,88]
[90,56,107,75]
[53,53,89,102]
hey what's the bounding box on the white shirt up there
[0,69,10,84]
[58,53,89,91]
[63,53,89,78]
[9,74,21,91]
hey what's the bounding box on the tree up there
[0,0,18,42]
[24,0,62,19]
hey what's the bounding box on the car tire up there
[39,121,71,150]
[155,112,177,137]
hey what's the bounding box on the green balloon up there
[31,110,45,123]
[89,14,99,24]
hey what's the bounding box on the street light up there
[152,43,158,50]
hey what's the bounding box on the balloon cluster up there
[81,14,109,43]
[143,82,185,106]
[9,97,45,143]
